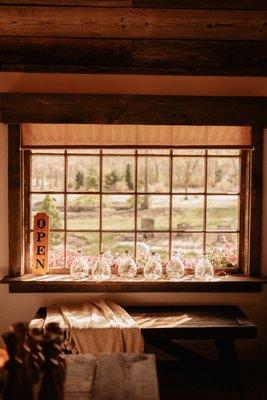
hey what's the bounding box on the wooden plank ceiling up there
[0,1,266,75]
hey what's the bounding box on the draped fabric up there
[44,300,144,355]
[21,124,252,148]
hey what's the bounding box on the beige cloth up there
[45,300,144,355]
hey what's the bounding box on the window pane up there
[49,232,65,269]
[137,232,169,261]
[31,155,64,191]
[102,195,134,230]
[32,149,65,154]
[67,232,99,258]
[172,195,204,231]
[173,150,205,155]
[138,149,170,155]
[67,156,99,192]
[137,195,170,231]
[208,150,239,155]
[206,233,239,269]
[103,149,135,154]
[31,194,64,229]
[67,149,100,154]
[172,233,203,261]
[67,194,100,230]
[102,232,134,254]
[207,157,239,193]
[172,157,205,193]
[103,156,135,192]
[138,156,169,192]
[207,195,239,231]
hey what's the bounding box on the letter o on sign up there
[37,218,46,229]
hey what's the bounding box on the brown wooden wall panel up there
[0,7,266,40]
[1,38,266,76]
[133,40,267,76]
[2,1,266,9]
[1,93,267,126]
[0,37,132,69]
[0,1,132,6]
[133,1,267,9]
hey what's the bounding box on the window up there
[25,147,246,274]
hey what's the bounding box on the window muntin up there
[27,148,242,272]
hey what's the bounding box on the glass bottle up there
[118,250,137,279]
[70,250,89,280]
[92,252,111,281]
[144,251,162,280]
[195,254,214,280]
[166,250,185,280]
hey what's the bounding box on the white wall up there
[0,74,267,360]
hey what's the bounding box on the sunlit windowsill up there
[1,274,266,293]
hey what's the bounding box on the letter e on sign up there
[32,213,49,275]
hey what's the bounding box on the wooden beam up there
[0,37,132,71]
[0,7,266,40]
[249,127,264,277]
[8,125,23,277]
[0,1,132,6]
[0,38,266,76]
[1,274,265,293]
[2,0,267,9]
[132,40,267,76]
[1,93,267,125]
[133,1,267,10]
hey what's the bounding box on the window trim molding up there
[4,94,264,283]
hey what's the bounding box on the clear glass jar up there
[195,254,214,280]
[166,250,185,280]
[144,251,162,280]
[92,253,111,281]
[70,250,89,280]
[118,250,137,279]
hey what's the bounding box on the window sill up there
[1,274,266,293]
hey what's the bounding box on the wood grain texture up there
[8,125,23,277]
[0,1,132,6]
[1,37,267,76]
[0,7,266,40]
[249,127,264,277]
[31,305,257,340]
[1,94,267,125]
[1,0,267,8]
[133,1,267,9]
[132,40,267,76]
[1,274,265,293]
[92,354,159,400]
[0,37,132,68]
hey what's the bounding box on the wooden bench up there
[32,305,257,387]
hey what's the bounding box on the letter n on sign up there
[32,213,49,275]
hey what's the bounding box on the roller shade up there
[21,124,252,148]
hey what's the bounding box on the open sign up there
[32,213,49,274]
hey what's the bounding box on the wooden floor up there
[157,360,267,400]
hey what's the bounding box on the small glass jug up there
[144,251,162,280]
[166,250,185,280]
[195,254,214,280]
[92,252,111,281]
[118,250,137,279]
[70,250,89,280]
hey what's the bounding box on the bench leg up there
[215,338,242,390]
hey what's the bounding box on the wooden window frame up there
[8,124,263,280]
[24,148,244,274]
[1,93,264,292]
